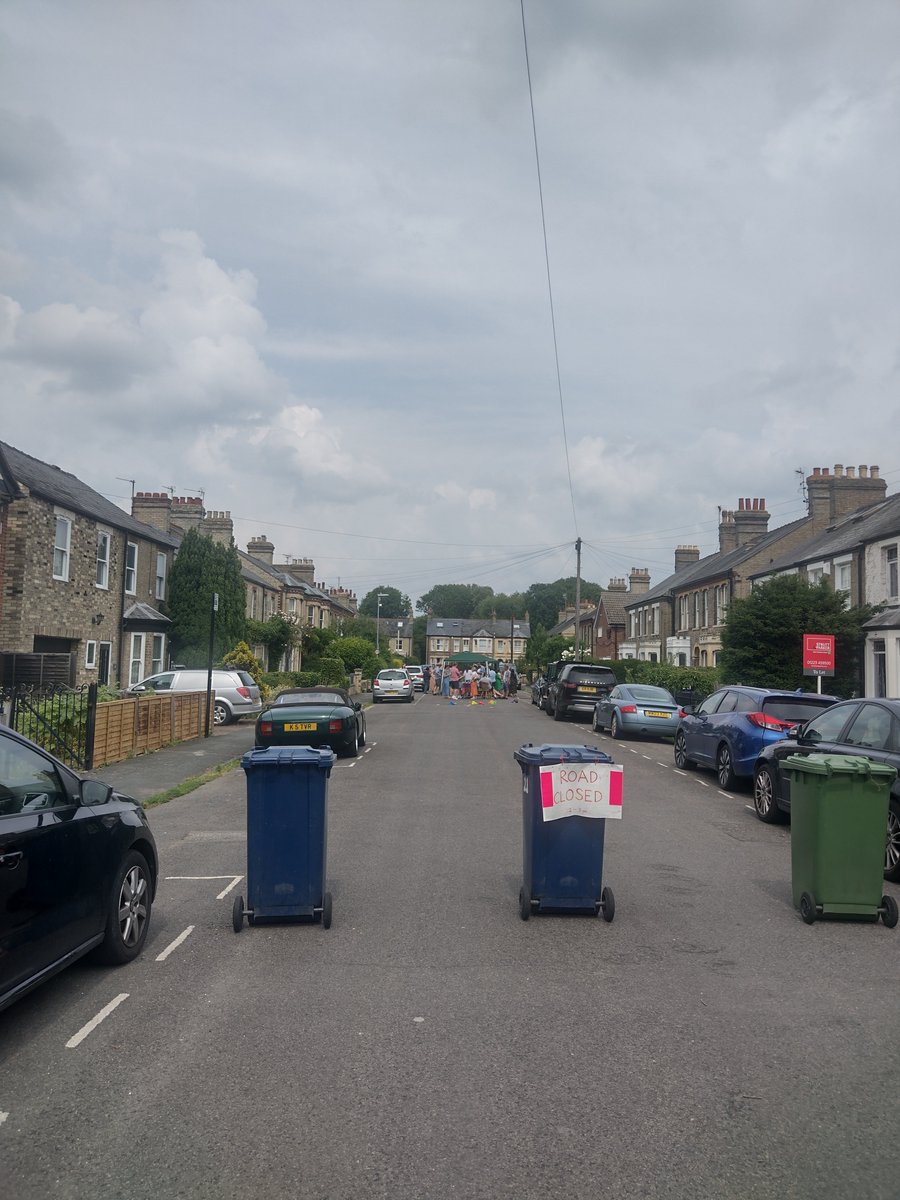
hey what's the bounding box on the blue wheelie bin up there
[232,746,335,931]
[514,743,622,921]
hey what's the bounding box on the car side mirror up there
[130,684,146,694]
[80,779,113,806]
[681,705,696,716]
[354,702,361,711]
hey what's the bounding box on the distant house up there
[0,441,177,687]
[425,617,530,665]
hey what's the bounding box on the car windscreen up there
[629,686,675,703]
[275,692,345,705]
[761,697,835,723]
[379,671,407,680]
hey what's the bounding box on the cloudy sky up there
[2,1,899,607]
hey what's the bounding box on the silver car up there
[129,668,263,725]
[373,669,413,703]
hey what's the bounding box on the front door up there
[98,642,111,686]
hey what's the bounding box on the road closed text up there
[538,763,624,822]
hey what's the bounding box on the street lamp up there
[375,592,388,654]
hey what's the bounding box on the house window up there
[53,514,72,581]
[288,598,298,616]
[155,553,167,600]
[125,542,138,594]
[85,640,97,669]
[873,639,887,697]
[96,530,111,589]
[834,558,852,598]
[885,546,898,600]
[701,591,708,627]
[395,637,403,651]
[151,634,165,675]
[807,562,827,586]
[474,637,491,651]
[250,589,258,619]
[129,633,145,685]
[319,609,326,628]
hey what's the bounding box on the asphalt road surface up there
[3,692,899,1199]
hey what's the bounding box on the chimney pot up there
[859,465,868,478]
[846,466,856,479]
[834,464,843,477]
[738,498,744,511]
[872,465,880,478]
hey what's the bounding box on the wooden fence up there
[92,692,206,767]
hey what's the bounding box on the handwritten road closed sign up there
[539,762,624,822]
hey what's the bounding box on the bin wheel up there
[322,891,333,930]
[880,894,899,928]
[600,886,615,923]
[518,887,531,921]
[799,892,818,925]
[232,895,244,933]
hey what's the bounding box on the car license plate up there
[576,686,597,694]
[284,722,317,731]
[643,711,671,719]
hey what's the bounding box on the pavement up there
[86,719,258,802]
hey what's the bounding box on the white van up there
[129,669,263,725]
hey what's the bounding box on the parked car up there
[752,697,900,881]
[405,665,425,691]
[546,663,617,720]
[373,669,413,703]
[129,668,263,726]
[0,724,158,1014]
[592,683,683,740]
[674,685,838,790]
[254,687,366,757]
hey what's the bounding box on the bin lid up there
[241,746,335,771]
[781,752,898,782]
[514,743,615,766]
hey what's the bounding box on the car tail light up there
[374,680,381,689]
[259,721,272,736]
[620,705,637,714]
[328,719,342,732]
[678,709,687,719]
[748,712,793,732]
[237,686,251,699]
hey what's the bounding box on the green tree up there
[523,578,603,630]
[720,576,874,696]
[470,591,529,620]
[358,587,411,618]
[245,612,298,671]
[412,614,427,661]
[416,583,494,617]
[330,636,380,677]
[168,529,246,665]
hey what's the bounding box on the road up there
[3,692,899,1199]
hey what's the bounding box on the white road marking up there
[642,754,653,760]
[629,748,638,754]
[216,875,243,900]
[745,805,756,812]
[718,790,732,798]
[655,761,668,767]
[698,781,709,787]
[0,1111,8,1126]
[166,875,238,881]
[66,993,129,1049]
[674,770,687,777]
[155,925,195,962]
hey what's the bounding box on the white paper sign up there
[538,762,624,822]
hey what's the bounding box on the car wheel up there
[674,731,694,770]
[346,729,360,758]
[591,708,601,733]
[885,799,900,882]
[716,743,737,790]
[93,850,152,964]
[553,698,565,721]
[213,700,230,726]
[610,714,621,740]
[359,724,367,747]
[753,764,786,824]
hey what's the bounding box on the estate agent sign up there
[803,633,835,677]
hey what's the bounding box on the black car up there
[752,697,900,881]
[0,724,158,1013]
[545,663,617,720]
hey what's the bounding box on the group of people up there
[423,662,519,701]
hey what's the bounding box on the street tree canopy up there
[358,586,411,618]
[416,583,494,617]
[168,528,246,666]
[719,575,874,696]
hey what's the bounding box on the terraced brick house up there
[425,616,531,665]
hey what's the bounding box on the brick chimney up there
[247,535,275,564]
[132,491,173,533]
[169,496,205,536]
[719,509,737,553]
[628,568,651,595]
[606,577,628,592]
[806,464,886,528]
[674,545,700,571]
[732,497,770,546]
[203,510,234,547]
[283,556,316,585]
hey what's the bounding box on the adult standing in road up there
[422,664,431,695]
[449,663,460,697]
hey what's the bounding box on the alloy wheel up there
[118,864,149,949]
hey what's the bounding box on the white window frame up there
[151,633,165,675]
[129,633,145,685]
[125,541,138,595]
[155,552,167,600]
[53,511,72,581]
[96,528,111,589]
[833,556,852,602]
[84,640,97,669]
[886,545,899,601]
[807,561,827,586]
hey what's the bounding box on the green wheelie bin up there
[783,753,899,927]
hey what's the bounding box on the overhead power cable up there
[520,0,578,539]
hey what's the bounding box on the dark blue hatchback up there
[673,685,838,789]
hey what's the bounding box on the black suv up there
[545,662,617,720]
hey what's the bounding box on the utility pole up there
[375,592,388,654]
[574,536,582,660]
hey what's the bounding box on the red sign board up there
[803,633,835,676]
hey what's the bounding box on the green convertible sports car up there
[254,687,367,757]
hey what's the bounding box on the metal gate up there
[3,683,98,770]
